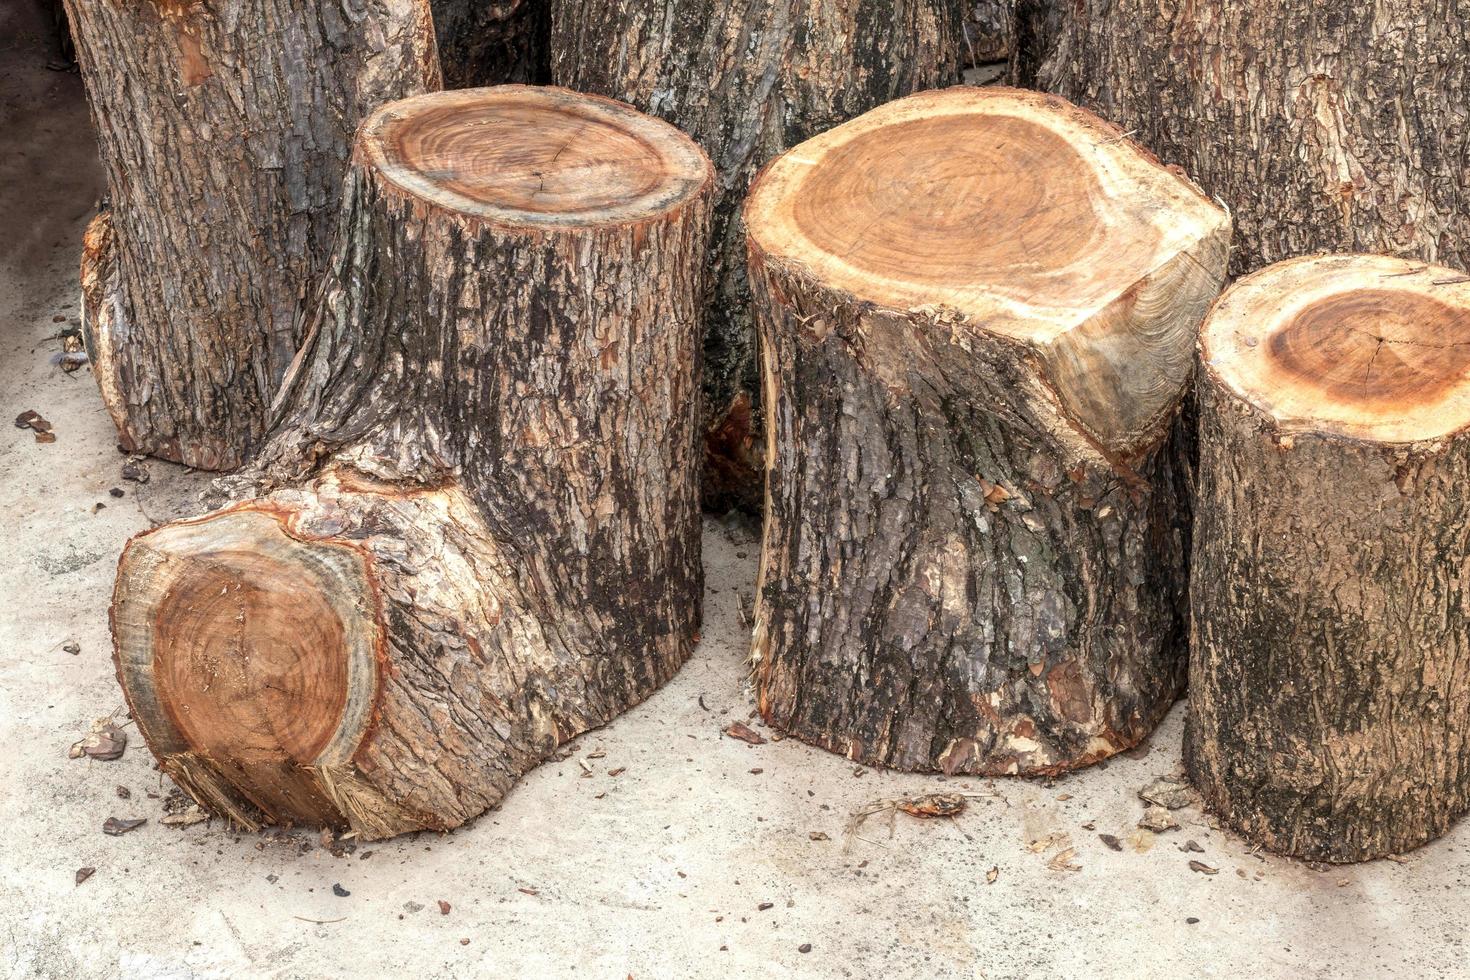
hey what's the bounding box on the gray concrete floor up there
[2,5,1467,978]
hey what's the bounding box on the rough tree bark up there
[1015,0,1470,277]
[1190,254,1470,862]
[549,0,965,511]
[432,0,549,88]
[112,87,714,838]
[65,0,441,469]
[746,87,1230,775]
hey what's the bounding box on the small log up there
[549,0,965,511]
[1189,254,1470,862]
[65,0,440,468]
[113,87,713,838]
[746,87,1231,774]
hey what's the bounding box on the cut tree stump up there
[1015,0,1470,277]
[65,0,440,469]
[112,86,713,839]
[1190,254,1470,862]
[746,87,1230,775]
[549,0,965,511]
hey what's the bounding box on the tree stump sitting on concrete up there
[1190,254,1470,862]
[745,87,1231,775]
[111,87,713,839]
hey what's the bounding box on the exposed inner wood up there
[1202,255,1470,444]
[747,87,1230,776]
[747,85,1231,457]
[361,85,711,226]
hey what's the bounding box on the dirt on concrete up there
[1,4,1467,977]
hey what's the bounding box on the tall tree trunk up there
[1190,254,1470,863]
[432,0,550,87]
[747,87,1230,775]
[112,87,713,839]
[64,0,440,469]
[1017,0,1470,277]
[549,0,965,512]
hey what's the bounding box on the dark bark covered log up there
[1189,254,1470,862]
[112,86,713,838]
[432,0,549,88]
[65,0,441,469]
[549,0,965,512]
[747,87,1230,774]
[1016,0,1470,277]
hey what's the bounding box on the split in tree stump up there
[112,86,714,839]
[432,0,550,88]
[550,0,965,511]
[65,0,440,469]
[746,87,1231,775]
[1189,254,1470,862]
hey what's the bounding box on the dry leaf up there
[1098,834,1123,852]
[808,831,830,841]
[1048,848,1082,872]
[1188,860,1219,875]
[161,806,208,828]
[1137,806,1179,833]
[75,867,95,885]
[1138,776,1194,810]
[896,793,967,819]
[102,817,146,836]
[70,719,127,762]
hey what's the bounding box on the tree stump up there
[65,0,441,469]
[549,0,965,511]
[1190,254,1470,862]
[1015,0,1470,277]
[112,86,714,839]
[746,87,1231,775]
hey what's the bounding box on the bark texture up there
[549,0,965,511]
[65,0,440,469]
[432,0,549,87]
[112,87,713,838]
[1017,0,1470,276]
[1189,255,1470,862]
[747,88,1230,774]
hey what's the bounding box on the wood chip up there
[1137,805,1179,833]
[1188,860,1219,875]
[102,817,146,836]
[724,721,766,745]
[1098,833,1123,852]
[986,866,999,884]
[896,793,967,818]
[438,900,451,915]
[808,831,830,841]
[75,867,95,885]
[1138,775,1194,810]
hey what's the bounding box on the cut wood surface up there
[1190,254,1470,862]
[65,0,440,469]
[550,0,965,511]
[748,87,1230,775]
[113,86,713,839]
[1017,0,1470,278]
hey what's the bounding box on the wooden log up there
[112,86,714,838]
[746,87,1230,775]
[64,0,441,469]
[1015,0,1470,277]
[432,0,549,88]
[549,0,965,511]
[1190,254,1470,862]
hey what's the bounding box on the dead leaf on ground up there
[1138,806,1179,833]
[102,817,146,836]
[1098,833,1123,852]
[808,831,830,841]
[75,867,95,885]
[1138,775,1195,810]
[1188,860,1219,875]
[69,718,127,761]
[161,806,208,828]
[1048,847,1082,872]
[1179,839,1204,854]
[896,793,967,819]
[724,721,766,745]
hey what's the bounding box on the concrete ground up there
[2,5,1467,978]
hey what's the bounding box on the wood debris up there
[1188,860,1219,875]
[1137,805,1179,833]
[102,817,146,836]
[1138,775,1195,810]
[69,717,127,761]
[724,721,766,745]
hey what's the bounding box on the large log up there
[112,86,713,838]
[1190,254,1470,862]
[1016,0,1470,277]
[549,0,965,511]
[746,87,1230,775]
[65,0,441,469]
